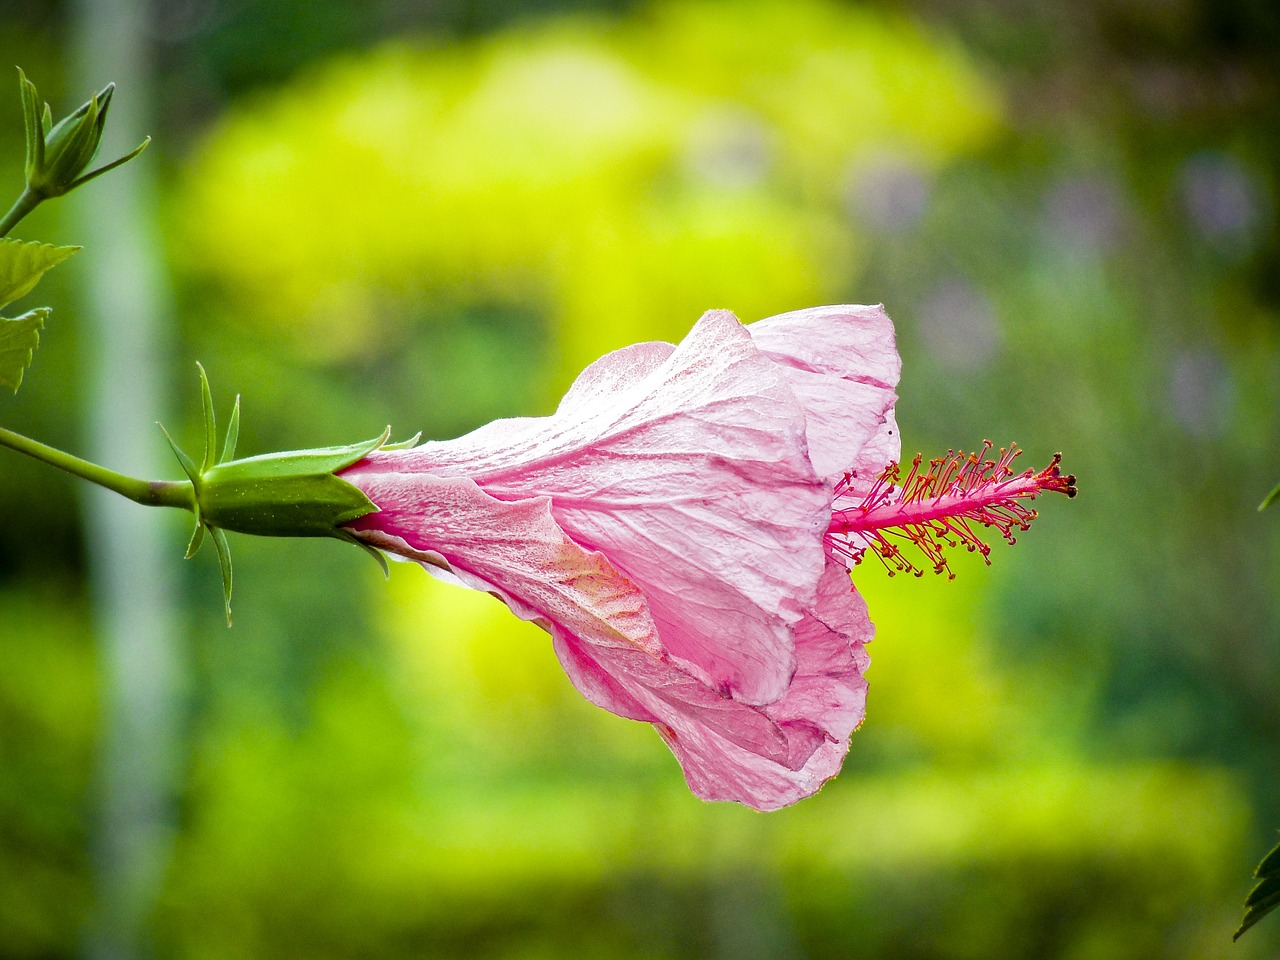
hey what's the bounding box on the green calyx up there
[161,364,418,624]
[18,67,149,201]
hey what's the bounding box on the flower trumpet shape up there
[339,307,1072,810]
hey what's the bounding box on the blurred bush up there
[1,0,1277,957]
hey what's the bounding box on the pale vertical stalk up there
[69,1,184,957]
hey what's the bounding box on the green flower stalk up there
[0,364,417,625]
[0,61,404,620]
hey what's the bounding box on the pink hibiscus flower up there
[339,306,1073,811]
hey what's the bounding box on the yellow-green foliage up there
[158,2,1259,957]
[0,587,97,957]
[178,0,1000,381]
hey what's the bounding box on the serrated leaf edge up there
[0,239,80,311]
[0,306,49,392]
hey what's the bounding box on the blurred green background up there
[1,0,1278,957]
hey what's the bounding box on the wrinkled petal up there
[549,629,805,771]
[347,472,660,722]
[555,340,677,414]
[347,473,808,769]
[749,304,899,388]
[748,304,901,488]
[652,557,873,810]
[350,473,875,810]
[762,557,871,738]
[353,310,832,706]
[341,304,901,810]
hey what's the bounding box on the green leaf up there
[1260,482,1280,512]
[1259,840,1280,875]
[0,307,48,392]
[1235,836,1280,940]
[0,239,79,311]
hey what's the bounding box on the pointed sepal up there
[221,395,241,464]
[184,519,206,560]
[66,137,151,193]
[1259,481,1280,512]
[380,431,422,451]
[336,528,391,579]
[197,362,217,473]
[17,68,42,183]
[158,421,201,485]
[210,526,234,626]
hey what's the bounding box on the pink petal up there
[340,304,901,810]
[346,473,810,770]
[748,304,901,488]
[346,472,661,723]
[749,304,900,387]
[352,310,832,706]
[760,557,871,739]
[652,557,873,811]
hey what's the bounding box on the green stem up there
[0,424,193,509]
[0,187,43,239]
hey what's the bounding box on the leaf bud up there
[18,68,149,199]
